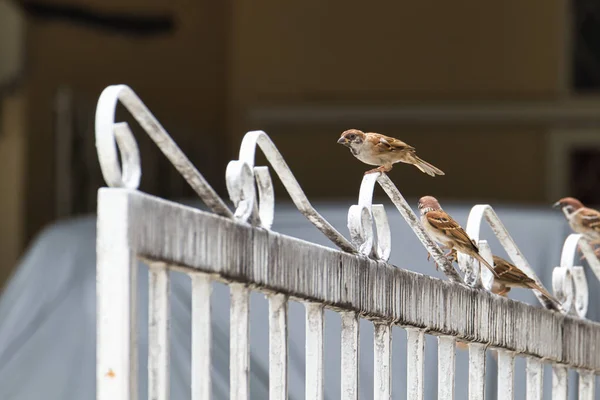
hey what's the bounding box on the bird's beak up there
[337,137,347,145]
[552,201,561,209]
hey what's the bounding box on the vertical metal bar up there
[230,283,250,400]
[438,336,456,400]
[406,328,425,400]
[552,365,568,400]
[340,311,359,400]
[497,350,515,400]
[526,357,543,400]
[97,189,138,400]
[269,293,288,400]
[191,274,212,400]
[578,370,595,400]
[373,323,392,400]
[305,303,324,400]
[148,263,170,400]
[468,343,486,400]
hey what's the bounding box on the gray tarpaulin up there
[0,199,597,399]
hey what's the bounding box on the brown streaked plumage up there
[337,129,445,176]
[553,197,600,243]
[417,196,498,277]
[492,255,559,307]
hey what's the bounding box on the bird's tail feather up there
[473,253,500,278]
[529,283,561,310]
[413,156,445,177]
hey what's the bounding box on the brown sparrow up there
[491,255,559,306]
[554,197,600,258]
[418,196,498,277]
[553,197,600,242]
[337,129,445,176]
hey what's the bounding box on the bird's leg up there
[364,165,392,175]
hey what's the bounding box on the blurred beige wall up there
[0,0,576,286]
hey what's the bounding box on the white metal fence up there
[95,85,600,400]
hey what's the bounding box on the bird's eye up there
[348,134,355,140]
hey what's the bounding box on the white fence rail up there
[95,85,600,400]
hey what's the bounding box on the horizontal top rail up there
[103,187,600,371]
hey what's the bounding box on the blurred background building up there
[1,0,600,289]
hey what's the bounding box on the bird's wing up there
[368,133,415,153]
[426,210,478,250]
[579,208,600,232]
[492,256,535,285]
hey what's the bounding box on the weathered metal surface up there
[268,293,288,400]
[340,311,359,400]
[373,323,392,400]
[229,283,250,400]
[437,336,456,400]
[552,365,568,400]
[191,273,212,400]
[465,204,560,310]
[497,350,515,400]
[106,188,600,370]
[304,303,324,400]
[406,328,425,400]
[578,370,596,400]
[95,84,232,217]
[95,85,600,400]
[97,189,138,400]
[526,357,543,400]
[148,263,170,400]
[468,343,486,400]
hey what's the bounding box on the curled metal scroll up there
[465,205,562,311]
[226,130,356,252]
[348,173,391,261]
[553,234,592,318]
[95,84,232,218]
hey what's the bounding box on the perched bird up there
[337,129,445,176]
[418,196,498,277]
[553,197,600,243]
[554,197,600,258]
[491,255,559,308]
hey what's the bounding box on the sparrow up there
[553,197,600,258]
[491,255,559,307]
[418,196,498,277]
[337,129,445,176]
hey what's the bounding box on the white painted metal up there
[526,357,543,400]
[373,323,392,400]
[268,293,288,400]
[191,274,212,400]
[227,130,355,252]
[94,84,232,217]
[348,172,391,261]
[230,284,250,400]
[578,370,595,400]
[94,86,600,400]
[406,329,424,400]
[437,336,456,400]
[497,350,515,400]
[96,190,138,400]
[148,263,170,400]
[465,204,561,310]
[305,303,324,400]
[468,343,486,400]
[552,365,568,400]
[556,233,597,317]
[340,311,359,400]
